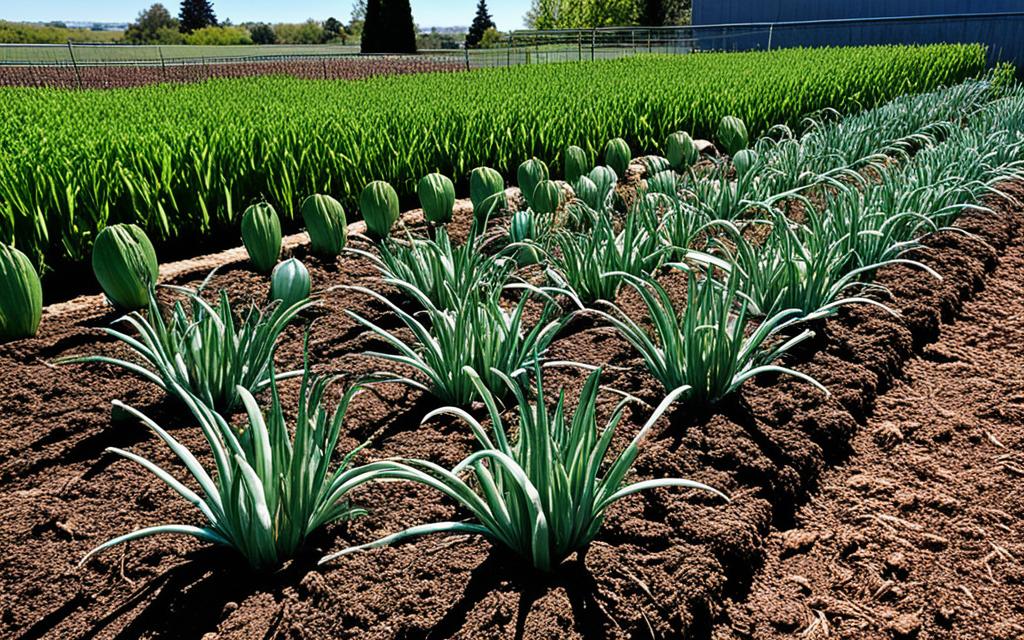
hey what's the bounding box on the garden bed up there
[1,179,1020,639]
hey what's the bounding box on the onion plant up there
[681,166,769,222]
[547,203,665,305]
[349,227,512,310]
[644,193,713,261]
[591,269,826,405]
[706,207,929,321]
[822,183,942,269]
[751,79,1002,196]
[508,209,545,267]
[320,364,727,571]
[797,79,997,166]
[63,279,312,413]
[82,365,368,570]
[345,280,567,406]
[507,205,560,259]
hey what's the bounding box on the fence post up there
[648,29,652,53]
[591,29,596,61]
[158,46,166,79]
[507,34,512,67]
[464,46,470,71]
[768,24,774,51]
[66,40,82,89]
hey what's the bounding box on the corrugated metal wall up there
[694,0,1024,24]
[691,1,1024,68]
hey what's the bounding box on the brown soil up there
[0,58,464,90]
[717,203,1024,638]
[0,182,1021,639]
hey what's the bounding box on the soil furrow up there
[718,209,1024,639]
[0,184,1020,639]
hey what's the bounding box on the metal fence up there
[501,12,1024,68]
[0,40,655,70]
[3,12,1022,89]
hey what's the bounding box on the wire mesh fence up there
[3,12,1022,89]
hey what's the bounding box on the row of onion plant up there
[61,80,1024,579]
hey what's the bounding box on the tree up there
[466,0,496,48]
[185,25,251,45]
[349,0,367,38]
[479,27,501,49]
[323,16,344,42]
[416,27,461,50]
[351,0,367,22]
[274,20,326,44]
[361,0,416,54]
[125,4,182,44]
[179,0,217,33]
[663,0,692,25]
[360,0,383,51]
[526,0,661,28]
[249,22,277,44]
[638,0,660,26]
[525,0,571,29]
[387,0,417,53]
[640,0,691,25]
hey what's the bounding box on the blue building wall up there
[693,1,1024,24]
[690,1,1024,68]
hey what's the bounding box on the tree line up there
[123,1,357,45]
[526,0,692,29]
[0,20,123,44]
[3,0,692,51]
[34,0,498,51]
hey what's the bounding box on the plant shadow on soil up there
[3,185,1021,639]
[408,547,615,640]
[29,525,365,640]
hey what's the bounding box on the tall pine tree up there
[360,0,383,51]
[361,0,416,53]
[466,0,496,48]
[638,0,664,26]
[179,0,217,33]
[387,0,417,53]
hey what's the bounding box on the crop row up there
[3,77,1022,580]
[0,56,465,90]
[0,44,988,277]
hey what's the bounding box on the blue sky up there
[4,0,533,30]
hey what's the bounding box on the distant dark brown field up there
[0,56,465,89]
